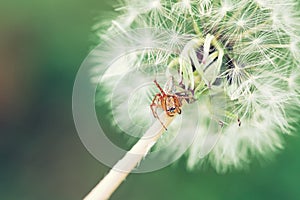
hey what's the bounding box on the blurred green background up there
[1,1,300,200]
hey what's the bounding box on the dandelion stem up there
[83,113,175,200]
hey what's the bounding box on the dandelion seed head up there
[93,0,300,173]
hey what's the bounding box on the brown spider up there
[149,77,241,130]
[150,79,183,130]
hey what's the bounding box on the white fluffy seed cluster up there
[93,0,300,172]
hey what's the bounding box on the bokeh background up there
[1,1,300,200]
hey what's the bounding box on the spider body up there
[150,79,182,130]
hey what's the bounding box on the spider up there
[150,78,188,130]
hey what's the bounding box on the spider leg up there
[175,107,181,114]
[150,94,168,130]
[176,93,195,104]
[150,94,161,119]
